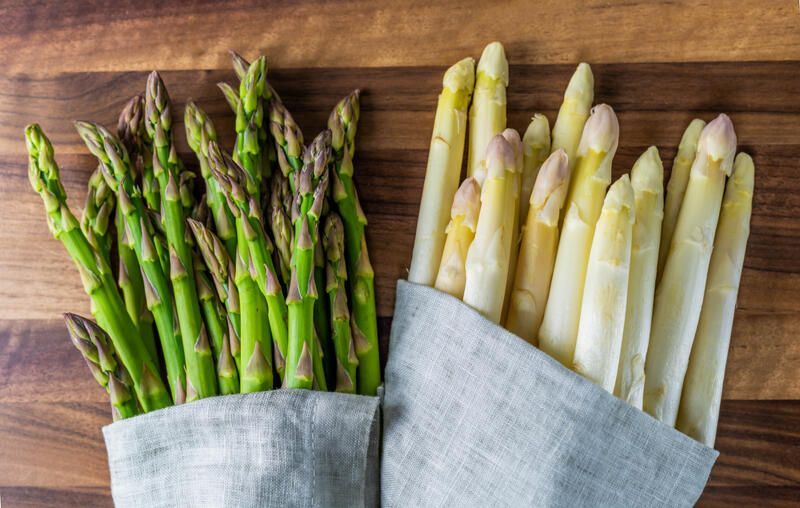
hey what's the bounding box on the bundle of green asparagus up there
[28,52,381,420]
[410,42,754,447]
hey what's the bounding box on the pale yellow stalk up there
[573,175,635,392]
[644,114,737,426]
[614,147,664,408]
[677,153,754,447]
[463,135,515,322]
[408,57,476,286]
[500,128,523,322]
[519,114,551,224]
[550,63,593,172]
[658,118,706,281]
[505,149,569,344]
[434,177,481,299]
[467,42,508,186]
[538,104,619,366]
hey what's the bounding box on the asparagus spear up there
[117,95,159,366]
[550,63,594,173]
[269,173,293,285]
[232,56,271,199]
[433,177,481,299]
[500,128,523,322]
[185,101,237,257]
[614,147,664,408]
[188,218,242,369]
[462,135,515,322]
[75,121,186,405]
[209,142,289,383]
[145,71,218,400]
[118,95,159,213]
[314,237,333,390]
[644,114,737,426]
[328,91,381,395]
[323,213,359,393]
[284,131,331,389]
[519,114,551,225]
[27,124,171,411]
[81,166,115,266]
[572,175,635,393]
[467,42,508,186]
[505,149,570,344]
[64,313,140,420]
[657,118,706,281]
[408,57,475,286]
[270,98,305,191]
[677,152,754,447]
[538,104,619,366]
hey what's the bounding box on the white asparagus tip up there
[578,104,619,155]
[630,146,664,194]
[501,128,523,172]
[485,135,516,179]
[564,62,594,102]
[476,41,509,85]
[531,149,569,206]
[523,114,551,153]
[731,153,755,195]
[700,114,737,173]
[603,173,635,220]
[681,118,707,150]
[443,57,476,93]
[451,177,482,229]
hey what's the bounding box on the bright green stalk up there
[230,57,269,201]
[284,131,331,390]
[76,121,185,405]
[145,71,218,400]
[185,101,237,257]
[209,142,289,381]
[329,91,381,395]
[64,313,140,420]
[314,239,333,390]
[27,124,171,412]
[323,213,359,392]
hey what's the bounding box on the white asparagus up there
[463,135,515,322]
[519,114,551,225]
[500,128,523,322]
[467,42,508,186]
[408,57,476,286]
[434,177,482,299]
[538,104,619,366]
[614,147,664,408]
[573,174,635,392]
[644,114,737,426]
[550,63,593,172]
[658,118,706,282]
[505,149,570,344]
[677,153,754,447]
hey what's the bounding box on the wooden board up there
[1,1,799,505]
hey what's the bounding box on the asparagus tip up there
[700,114,737,171]
[477,41,509,85]
[485,135,515,178]
[443,57,476,93]
[579,104,619,155]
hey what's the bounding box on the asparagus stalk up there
[519,114,551,225]
[550,63,594,173]
[538,104,619,366]
[284,131,331,389]
[209,142,289,382]
[657,118,706,281]
[677,153,754,447]
[188,218,242,370]
[614,147,664,408]
[75,121,186,405]
[64,313,140,420]
[185,101,237,257]
[81,166,115,266]
[270,98,305,191]
[233,57,270,200]
[433,177,481,299]
[314,238,333,390]
[323,213,359,393]
[500,128,523,322]
[408,57,476,286]
[644,114,737,426]
[27,124,171,411]
[328,91,381,395]
[462,135,515,322]
[118,95,159,213]
[572,175,635,392]
[269,173,293,285]
[145,71,218,400]
[505,149,570,344]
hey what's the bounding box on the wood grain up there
[1,1,799,506]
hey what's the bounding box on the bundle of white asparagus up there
[408,42,754,448]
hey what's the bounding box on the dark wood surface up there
[1,1,799,506]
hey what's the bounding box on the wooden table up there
[1,1,798,505]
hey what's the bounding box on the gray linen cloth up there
[382,280,718,507]
[103,389,380,508]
